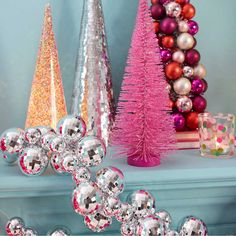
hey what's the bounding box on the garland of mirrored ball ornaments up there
[1,115,208,236]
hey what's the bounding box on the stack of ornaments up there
[150,0,208,131]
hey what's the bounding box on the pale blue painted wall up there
[0,0,235,132]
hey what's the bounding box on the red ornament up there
[186,111,199,130]
[165,62,183,80]
[151,0,159,4]
[182,3,196,20]
[153,21,160,33]
[161,36,175,48]
[168,99,175,109]
[175,0,189,5]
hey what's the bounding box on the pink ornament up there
[191,79,204,94]
[188,20,199,35]
[202,79,208,93]
[185,49,201,66]
[150,4,165,20]
[112,0,176,167]
[160,17,177,35]
[192,95,207,113]
[159,0,171,5]
[172,113,186,131]
[160,49,172,62]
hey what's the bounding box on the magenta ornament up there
[192,95,207,113]
[202,79,208,93]
[160,49,172,62]
[185,49,201,66]
[188,20,199,35]
[191,78,204,94]
[150,4,166,20]
[159,0,171,5]
[172,113,185,131]
[160,17,177,35]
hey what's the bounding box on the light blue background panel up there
[0,0,236,131]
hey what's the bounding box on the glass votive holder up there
[198,113,235,158]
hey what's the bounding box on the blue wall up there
[0,0,236,132]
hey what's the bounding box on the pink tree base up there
[127,154,161,167]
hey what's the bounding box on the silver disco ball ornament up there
[72,167,91,185]
[128,190,155,218]
[0,128,24,154]
[77,136,106,167]
[37,126,55,136]
[115,203,134,223]
[47,226,71,236]
[50,136,66,153]
[137,215,165,236]
[24,227,38,236]
[103,196,121,216]
[61,152,78,173]
[41,132,56,151]
[167,230,179,236]
[5,217,25,236]
[18,147,49,176]
[155,210,172,230]
[57,115,86,143]
[1,152,18,165]
[24,127,41,145]
[179,216,207,236]
[84,212,112,232]
[96,166,124,196]
[72,182,102,216]
[50,153,64,175]
[121,222,137,236]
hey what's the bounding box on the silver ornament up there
[24,127,41,145]
[61,152,78,173]
[173,77,192,95]
[50,153,64,175]
[18,147,49,176]
[178,21,189,33]
[128,190,155,218]
[78,136,106,167]
[72,182,102,215]
[194,64,206,79]
[1,152,18,165]
[103,196,121,216]
[50,136,66,153]
[179,216,207,236]
[121,222,137,236]
[71,0,115,148]
[0,128,24,154]
[41,132,56,151]
[183,66,194,78]
[24,227,38,236]
[137,215,165,236]
[177,33,195,50]
[47,226,71,236]
[96,166,124,196]
[172,51,185,64]
[155,210,172,230]
[176,96,193,113]
[72,167,91,185]
[115,203,134,223]
[57,115,86,143]
[5,217,25,236]
[167,230,179,236]
[165,2,181,18]
[84,212,112,232]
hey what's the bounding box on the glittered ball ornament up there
[0,128,24,154]
[178,20,189,33]
[115,203,134,223]
[160,17,177,35]
[194,64,207,79]
[185,49,201,66]
[160,49,172,62]
[57,115,86,143]
[121,223,137,236]
[50,136,66,153]
[72,167,91,185]
[77,136,106,167]
[165,62,183,80]
[192,95,207,113]
[41,132,56,151]
[183,66,194,78]
[84,212,112,232]
[172,50,185,64]
[191,79,204,94]
[173,77,191,95]
[61,152,77,173]
[188,20,199,35]
[19,147,49,176]
[50,153,64,175]
[155,210,172,230]
[186,112,199,130]
[179,216,208,236]
[172,113,186,131]
[47,226,71,236]
[6,217,25,236]
[103,196,121,216]
[165,2,182,18]
[24,127,41,145]
[24,227,38,236]
[177,33,195,50]
[72,182,102,215]
[161,36,175,48]
[150,4,165,20]
[176,96,193,113]
[137,215,165,236]
[182,3,196,20]
[96,166,124,196]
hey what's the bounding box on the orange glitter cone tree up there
[25,4,67,130]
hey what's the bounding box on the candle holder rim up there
[198,112,235,120]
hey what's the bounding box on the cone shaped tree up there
[112,0,176,167]
[25,4,67,130]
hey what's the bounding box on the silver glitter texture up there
[71,0,115,147]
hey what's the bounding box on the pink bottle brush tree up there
[112,0,176,167]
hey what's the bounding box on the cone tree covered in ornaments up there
[112,0,176,167]
[150,0,208,131]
